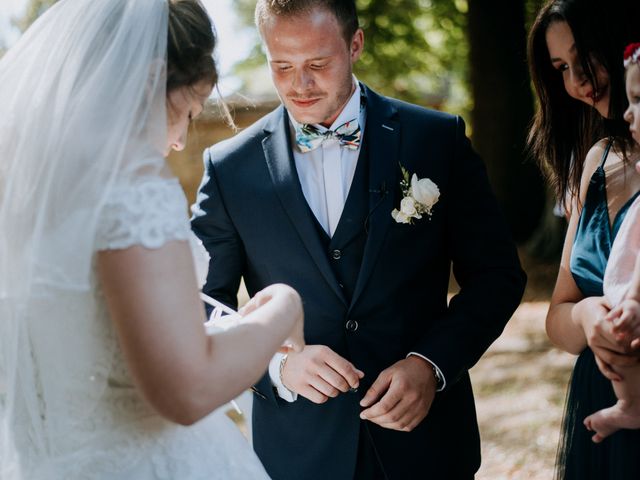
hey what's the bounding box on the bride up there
[0,0,304,478]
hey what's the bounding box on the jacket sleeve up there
[191,146,281,405]
[411,115,526,389]
[191,147,246,311]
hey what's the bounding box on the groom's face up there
[261,7,364,127]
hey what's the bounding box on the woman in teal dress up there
[528,0,640,478]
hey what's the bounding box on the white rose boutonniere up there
[391,165,440,224]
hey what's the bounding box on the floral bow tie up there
[294,119,362,153]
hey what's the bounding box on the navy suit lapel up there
[351,87,400,308]
[262,107,347,306]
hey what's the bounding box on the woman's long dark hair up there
[527,0,638,203]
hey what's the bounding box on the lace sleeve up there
[96,177,191,250]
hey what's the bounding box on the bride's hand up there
[240,284,305,353]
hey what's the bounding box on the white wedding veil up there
[0,0,168,476]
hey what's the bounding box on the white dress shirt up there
[291,80,365,237]
[268,80,445,402]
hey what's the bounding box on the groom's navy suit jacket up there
[192,85,526,480]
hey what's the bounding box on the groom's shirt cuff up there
[268,352,298,402]
[407,352,447,392]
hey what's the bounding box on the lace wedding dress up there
[0,1,271,477]
[4,177,271,479]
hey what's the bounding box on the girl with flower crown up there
[528,0,640,478]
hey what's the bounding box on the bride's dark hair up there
[167,0,218,92]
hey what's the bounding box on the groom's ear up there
[350,28,364,62]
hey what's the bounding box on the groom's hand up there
[359,356,436,432]
[282,345,364,404]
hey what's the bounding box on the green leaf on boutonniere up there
[399,163,410,195]
[400,164,410,183]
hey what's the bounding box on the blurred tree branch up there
[232,0,469,113]
[1,0,58,58]
[13,0,58,33]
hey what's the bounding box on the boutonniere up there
[391,165,440,224]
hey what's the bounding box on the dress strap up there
[599,138,614,168]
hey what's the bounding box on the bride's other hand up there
[241,284,305,353]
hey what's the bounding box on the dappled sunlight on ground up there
[473,301,574,479]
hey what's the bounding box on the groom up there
[192,0,526,478]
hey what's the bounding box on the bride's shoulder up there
[97,175,189,251]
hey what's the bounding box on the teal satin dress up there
[559,141,640,479]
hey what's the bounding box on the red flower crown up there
[624,43,640,68]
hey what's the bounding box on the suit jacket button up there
[345,319,359,332]
[331,249,342,260]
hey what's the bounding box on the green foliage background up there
[11,0,544,120]
[233,0,470,115]
[7,0,553,248]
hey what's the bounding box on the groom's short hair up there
[255,0,359,44]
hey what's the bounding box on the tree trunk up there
[467,0,545,243]
[525,187,567,261]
